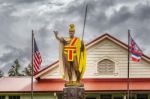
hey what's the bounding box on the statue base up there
[63,86,85,99]
[65,81,84,87]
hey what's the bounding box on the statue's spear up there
[79,4,88,67]
[81,4,88,42]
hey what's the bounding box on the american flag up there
[130,36,142,62]
[33,38,42,74]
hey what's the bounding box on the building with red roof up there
[0,33,150,99]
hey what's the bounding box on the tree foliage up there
[0,70,4,78]
[23,64,32,76]
[8,59,24,76]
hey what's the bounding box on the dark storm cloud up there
[0,45,31,75]
[1,0,45,4]
[134,3,150,21]
[13,0,63,5]
[108,6,132,27]
[108,3,150,42]
[0,45,30,64]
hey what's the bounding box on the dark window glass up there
[0,96,5,99]
[101,94,112,99]
[130,96,135,99]
[126,96,135,99]
[9,96,20,99]
[86,98,96,99]
[137,94,148,99]
[114,96,123,99]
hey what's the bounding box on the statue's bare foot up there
[76,82,84,87]
[65,81,74,87]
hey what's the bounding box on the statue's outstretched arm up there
[53,31,64,43]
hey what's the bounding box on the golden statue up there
[54,24,86,86]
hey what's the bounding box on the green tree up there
[0,70,4,78]
[8,59,24,76]
[8,65,16,76]
[23,64,32,76]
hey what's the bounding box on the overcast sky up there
[0,0,150,75]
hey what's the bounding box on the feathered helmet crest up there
[69,24,75,32]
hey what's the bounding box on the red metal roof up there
[0,77,150,92]
[0,77,31,92]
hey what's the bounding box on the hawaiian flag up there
[130,35,142,62]
[33,37,42,74]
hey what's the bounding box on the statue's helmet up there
[69,24,75,32]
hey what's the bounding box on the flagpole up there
[31,30,34,99]
[127,29,130,99]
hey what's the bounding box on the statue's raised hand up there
[53,31,58,36]
[53,31,63,42]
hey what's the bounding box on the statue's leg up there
[68,63,72,83]
[64,56,72,82]
[74,57,81,83]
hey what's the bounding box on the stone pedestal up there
[63,86,85,99]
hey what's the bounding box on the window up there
[126,96,135,99]
[9,96,20,99]
[97,59,115,74]
[101,94,112,99]
[0,96,5,99]
[86,97,96,99]
[129,96,135,99]
[137,94,148,99]
[114,96,123,99]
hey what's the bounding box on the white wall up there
[84,39,150,78]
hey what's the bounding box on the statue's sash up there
[64,37,78,61]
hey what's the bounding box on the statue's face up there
[69,31,75,38]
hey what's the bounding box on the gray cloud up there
[1,0,46,5]
[108,6,132,27]
[0,45,30,75]
[0,45,30,64]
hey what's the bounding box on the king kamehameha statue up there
[54,24,86,87]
